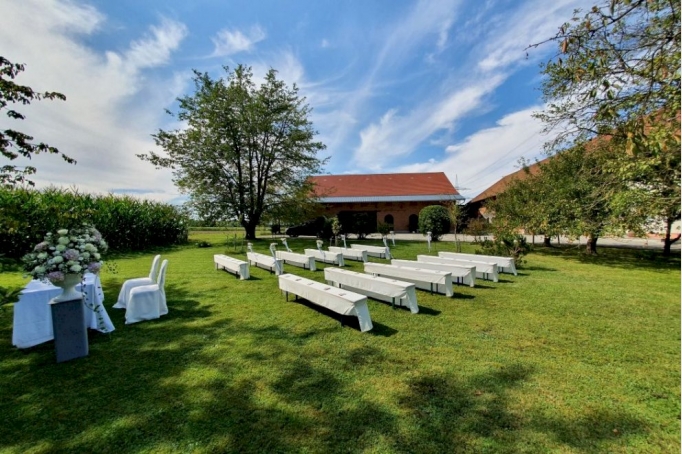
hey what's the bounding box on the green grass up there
[0,233,679,453]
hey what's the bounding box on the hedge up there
[0,187,188,259]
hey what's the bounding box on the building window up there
[408,214,419,232]
[384,214,394,225]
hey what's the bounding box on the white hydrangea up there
[69,264,82,273]
[56,244,66,252]
[93,253,101,260]
[34,266,46,274]
[37,252,48,260]
[57,229,69,236]
[57,237,70,245]
[84,243,97,252]
[51,256,64,264]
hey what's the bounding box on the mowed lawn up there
[0,232,679,453]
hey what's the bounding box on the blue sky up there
[0,0,593,202]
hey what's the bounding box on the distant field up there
[0,231,679,453]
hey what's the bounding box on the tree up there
[445,201,466,252]
[0,56,75,187]
[418,205,451,241]
[139,65,326,239]
[531,0,680,254]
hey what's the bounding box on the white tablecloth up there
[411,257,476,287]
[276,251,316,271]
[350,244,391,259]
[12,273,115,349]
[304,249,345,266]
[247,252,284,275]
[364,263,453,297]
[438,252,517,275]
[324,267,418,313]
[278,273,373,332]
[435,253,499,282]
[214,254,250,279]
[328,246,368,262]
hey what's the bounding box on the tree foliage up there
[531,0,680,254]
[0,56,75,187]
[418,205,451,241]
[139,65,326,240]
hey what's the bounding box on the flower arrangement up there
[23,225,108,283]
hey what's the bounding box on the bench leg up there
[392,297,395,310]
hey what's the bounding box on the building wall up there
[321,201,440,232]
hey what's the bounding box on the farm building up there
[310,172,463,233]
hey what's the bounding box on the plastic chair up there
[114,255,161,309]
[125,260,168,324]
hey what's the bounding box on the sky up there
[0,0,594,203]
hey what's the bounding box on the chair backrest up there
[148,255,161,281]
[157,260,169,292]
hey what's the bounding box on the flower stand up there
[50,297,89,363]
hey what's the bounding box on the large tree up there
[0,56,75,187]
[531,0,680,254]
[139,65,326,239]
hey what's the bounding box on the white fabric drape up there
[247,252,284,275]
[350,244,390,259]
[438,252,517,275]
[125,260,169,324]
[114,255,161,309]
[407,257,477,287]
[434,253,499,282]
[214,254,250,279]
[364,262,453,297]
[303,249,345,266]
[328,247,368,262]
[324,267,418,313]
[275,251,316,271]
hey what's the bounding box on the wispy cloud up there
[0,0,189,202]
[211,25,266,57]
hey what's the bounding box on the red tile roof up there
[469,158,549,203]
[310,172,459,198]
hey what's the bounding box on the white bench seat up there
[438,252,517,275]
[364,263,453,297]
[393,257,476,287]
[433,254,499,282]
[214,254,250,280]
[278,273,373,332]
[325,268,418,313]
[275,251,316,271]
[350,244,391,259]
[328,246,368,262]
[247,252,284,275]
[304,249,345,266]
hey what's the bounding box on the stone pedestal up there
[50,297,88,363]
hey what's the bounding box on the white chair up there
[114,255,161,309]
[125,260,169,324]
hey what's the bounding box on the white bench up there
[278,273,373,332]
[325,268,418,313]
[350,244,391,259]
[275,251,316,271]
[364,262,453,297]
[214,254,250,280]
[438,252,517,275]
[246,252,284,275]
[328,246,368,262]
[394,257,476,287]
[304,249,345,266]
[434,254,499,282]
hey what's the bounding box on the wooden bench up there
[275,251,316,271]
[350,244,391,259]
[364,262,453,297]
[246,252,284,275]
[324,267,418,313]
[328,246,368,262]
[393,257,476,287]
[304,249,345,266]
[438,252,516,275]
[278,273,373,332]
[432,254,499,282]
[214,255,250,280]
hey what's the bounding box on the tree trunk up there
[543,236,552,247]
[586,235,598,254]
[663,217,673,257]
[244,222,257,240]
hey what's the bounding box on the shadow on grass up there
[531,245,680,271]
[290,298,398,337]
[0,282,649,453]
[416,305,441,316]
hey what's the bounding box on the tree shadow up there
[531,245,680,271]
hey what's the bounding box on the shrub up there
[377,222,392,236]
[0,186,188,259]
[197,241,212,248]
[418,205,451,240]
[475,233,530,267]
[465,218,489,241]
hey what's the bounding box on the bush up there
[418,205,451,240]
[475,233,531,267]
[197,241,212,248]
[376,222,392,236]
[0,186,188,259]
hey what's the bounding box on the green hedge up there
[0,187,188,259]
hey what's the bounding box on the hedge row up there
[0,187,188,259]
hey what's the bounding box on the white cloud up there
[353,74,505,169]
[0,1,189,202]
[211,25,266,57]
[391,106,548,200]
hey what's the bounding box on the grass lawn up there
[0,232,679,453]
